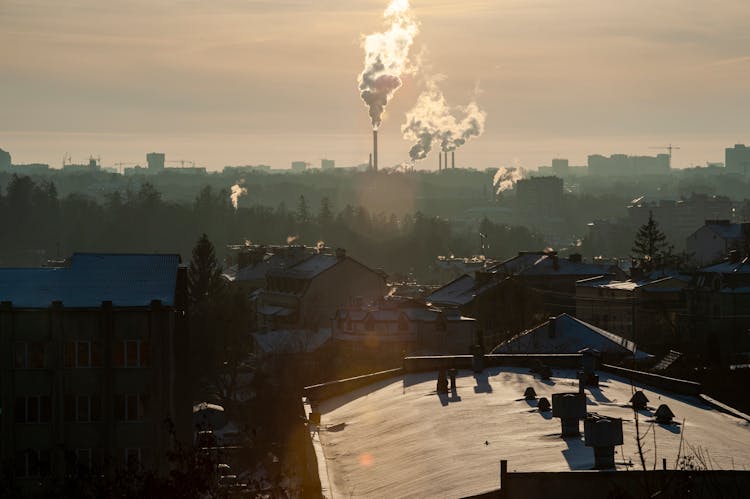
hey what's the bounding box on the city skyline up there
[2,0,749,169]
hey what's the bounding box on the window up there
[15,450,51,478]
[116,394,149,421]
[64,341,103,368]
[14,342,45,369]
[116,340,150,368]
[14,396,51,423]
[65,395,102,422]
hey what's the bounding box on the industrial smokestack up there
[452,151,455,169]
[444,151,448,171]
[373,130,378,172]
[369,153,373,170]
[439,152,442,171]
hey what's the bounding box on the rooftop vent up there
[335,247,347,260]
[524,387,537,400]
[552,392,587,437]
[655,404,674,424]
[584,416,624,469]
[630,391,649,410]
[538,397,551,412]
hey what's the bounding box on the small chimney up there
[552,392,587,437]
[335,247,347,260]
[538,397,551,412]
[655,404,674,424]
[568,253,582,263]
[630,390,649,410]
[584,416,623,469]
[548,316,556,338]
[552,255,560,271]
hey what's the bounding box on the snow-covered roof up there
[576,275,688,293]
[280,254,340,279]
[315,367,750,498]
[0,253,181,308]
[492,252,620,277]
[492,314,651,360]
[700,258,750,274]
[426,274,498,306]
[253,328,331,354]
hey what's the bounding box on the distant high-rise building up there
[291,161,307,172]
[146,152,165,171]
[515,176,564,220]
[551,158,569,176]
[321,159,335,170]
[587,153,669,176]
[725,144,750,177]
[0,148,11,169]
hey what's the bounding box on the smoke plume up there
[358,0,418,129]
[492,166,524,194]
[230,181,247,210]
[286,235,298,245]
[402,80,486,161]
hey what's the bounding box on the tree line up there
[0,174,545,279]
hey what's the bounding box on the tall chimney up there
[439,152,442,171]
[369,153,372,170]
[452,151,455,169]
[372,130,378,172]
[444,151,448,171]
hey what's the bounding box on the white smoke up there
[358,0,419,130]
[230,181,247,210]
[492,166,524,194]
[286,235,298,245]
[402,80,486,162]
[401,81,455,160]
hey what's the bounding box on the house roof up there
[314,367,750,498]
[0,253,181,308]
[425,274,499,306]
[491,314,651,360]
[701,258,750,274]
[492,252,620,277]
[576,275,689,293]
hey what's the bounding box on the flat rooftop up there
[314,367,750,498]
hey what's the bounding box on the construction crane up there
[166,159,195,168]
[649,144,680,165]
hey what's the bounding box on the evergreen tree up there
[318,197,333,227]
[631,211,672,271]
[296,194,310,225]
[187,233,223,306]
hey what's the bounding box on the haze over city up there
[2,0,749,169]
[3,1,750,497]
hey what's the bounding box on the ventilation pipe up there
[552,392,587,437]
[584,416,623,469]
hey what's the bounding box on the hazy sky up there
[2,0,749,170]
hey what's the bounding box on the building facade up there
[0,254,190,490]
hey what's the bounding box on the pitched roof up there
[425,274,499,306]
[0,253,181,308]
[703,222,748,240]
[492,313,651,360]
[492,252,619,277]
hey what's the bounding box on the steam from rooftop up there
[230,181,247,210]
[358,0,418,130]
[493,166,524,194]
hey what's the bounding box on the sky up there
[1,0,749,170]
